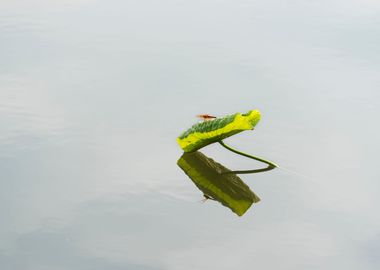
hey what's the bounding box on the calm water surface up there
[1,1,380,269]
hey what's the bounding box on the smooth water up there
[1,1,380,269]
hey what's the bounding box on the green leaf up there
[177,110,261,152]
[177,151,260,216]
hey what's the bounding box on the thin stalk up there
[222,165,276,175]
[218,140,278,168]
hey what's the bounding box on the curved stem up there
[222,165,276,175]
[218,140,278,168]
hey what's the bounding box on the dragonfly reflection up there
[177,151,275,216]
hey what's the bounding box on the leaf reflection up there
[177,151,275,216]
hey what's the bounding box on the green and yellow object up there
[177,110,261,153]
[177,151,260,216]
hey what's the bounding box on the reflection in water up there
[177,151,274,216]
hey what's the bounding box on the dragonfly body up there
[196,114,217,121]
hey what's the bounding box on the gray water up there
[1,1,380,269]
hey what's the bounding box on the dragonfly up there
[196,114,217,121]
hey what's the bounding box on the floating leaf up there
[177,151,260,216]
[177,110,261,152]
